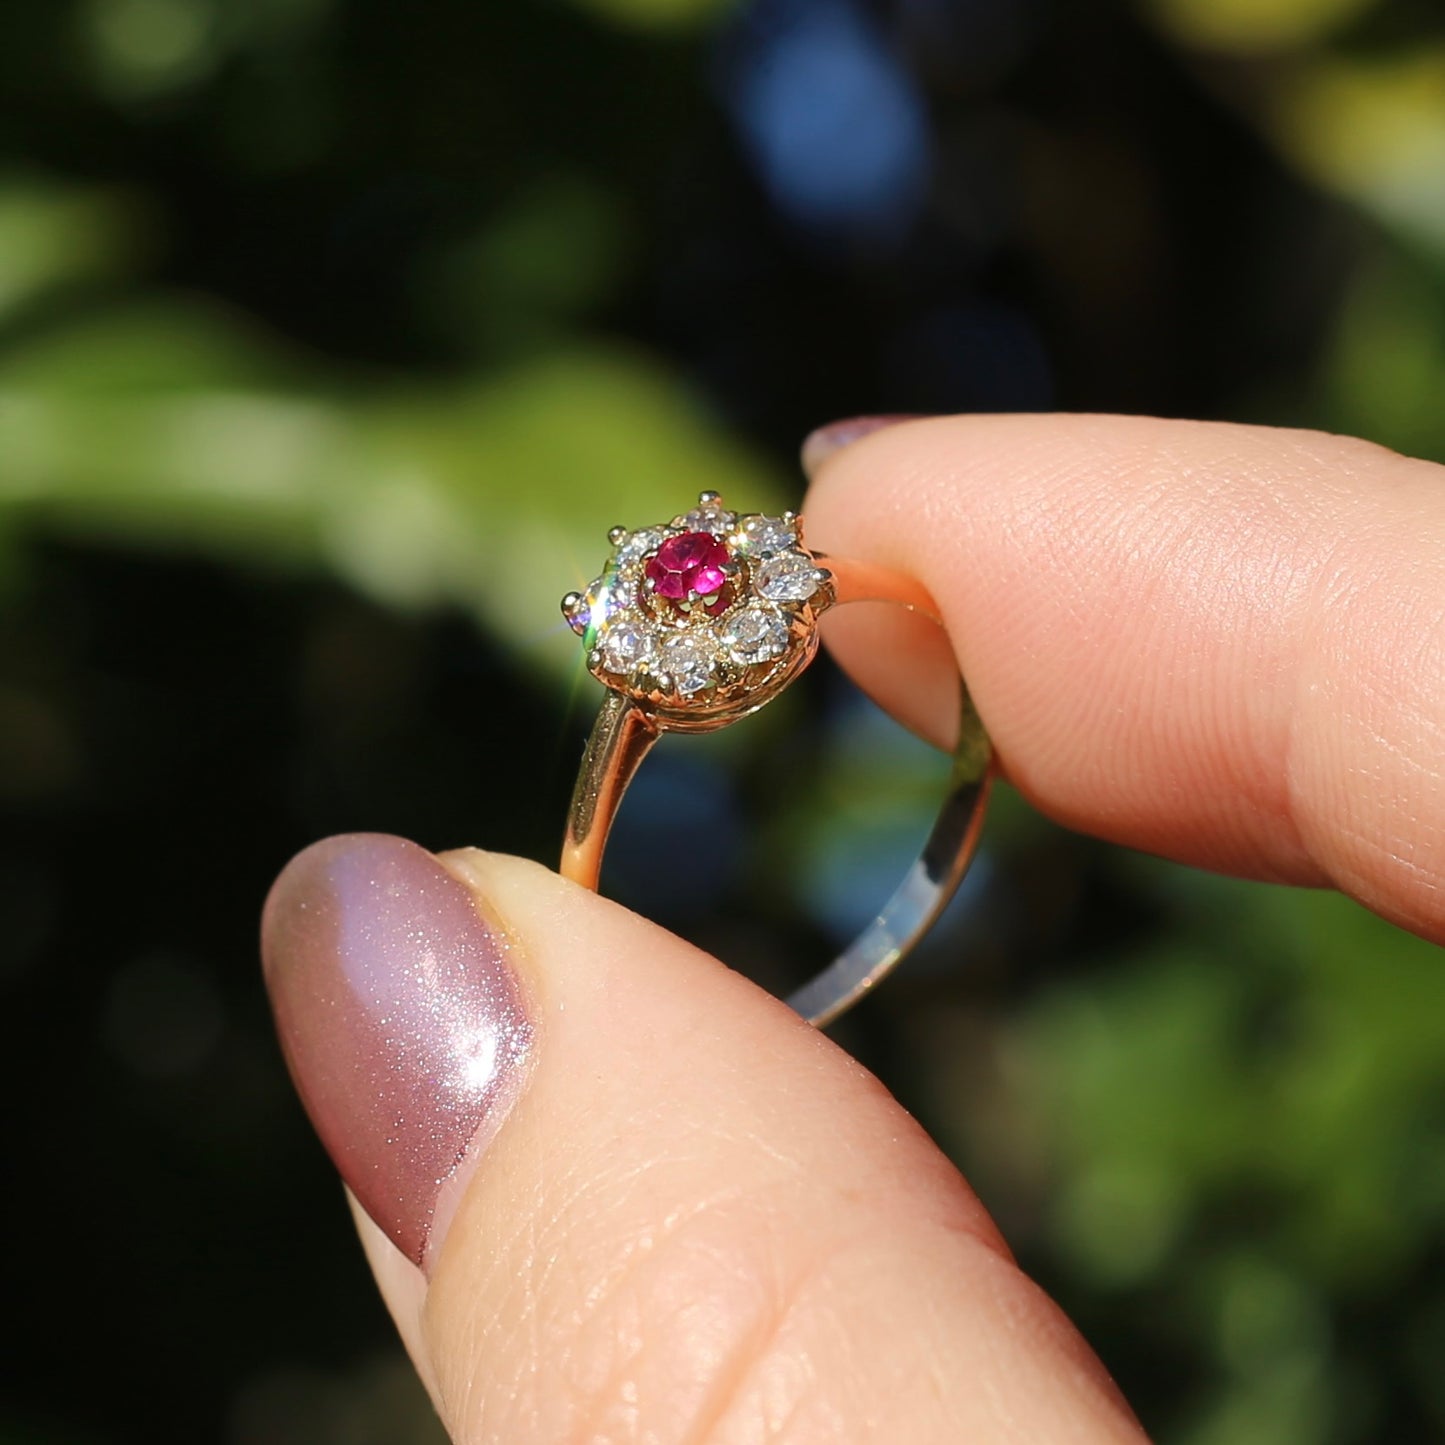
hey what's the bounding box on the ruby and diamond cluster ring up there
[561,491,834,725]
[560,490,994,1028]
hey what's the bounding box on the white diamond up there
[660,632,713,695]
[616,526,670,564]
[674,501,736,537]
[578,573,616,639]
[756,552,821,602]
[736,514,796,555]
[719,605,790,665]
[600,619,656,674]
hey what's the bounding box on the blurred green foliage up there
[2,1,1444,1443]
[1011,875,1445,1442]
[0,179,783,681]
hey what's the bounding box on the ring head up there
[561,493,835,730]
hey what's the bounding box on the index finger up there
[801,414,1445,943]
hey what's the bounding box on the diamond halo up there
[561,491,833,725]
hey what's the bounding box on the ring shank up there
[560,554,993,1028]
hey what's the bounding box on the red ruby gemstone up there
[645,531,730,600]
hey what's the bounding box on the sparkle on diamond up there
[578,571,617,645]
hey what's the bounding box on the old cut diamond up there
[600,619,656,675]
[674,500,737,537]
[616,526,670,565]
[756,552,821,602]
[736,514,796,555]
[720,606,790,665]
[577,571,618,646]
[660,632,713,695]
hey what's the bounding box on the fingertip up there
[800,412,1445,937]
[266,834,1144,1442]
[801,413,931,479]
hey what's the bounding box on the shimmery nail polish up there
[261,834,533,1271]
[800,414,925,478]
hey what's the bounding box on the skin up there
[346,416,1445,1443]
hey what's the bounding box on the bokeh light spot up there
[725,0,931,239]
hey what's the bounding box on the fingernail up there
[261,833,533,1272]
[801,414,924,478]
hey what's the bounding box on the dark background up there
[3,0,1445,1441]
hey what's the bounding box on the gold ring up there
[559,490,992,1027]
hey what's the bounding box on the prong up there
[812,567,832,586]
[698,490,721,505]
[782,510,797,524]
[607,525,627,546]
[587,648,603,670]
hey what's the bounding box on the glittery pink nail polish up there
[800,414,925,478]
[261,834,533,1272]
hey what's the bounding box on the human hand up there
[262,414,1444,1443]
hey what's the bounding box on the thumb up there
[262,833,1145,1444]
